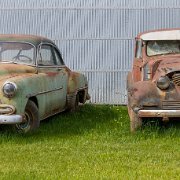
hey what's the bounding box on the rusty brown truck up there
[127,29,180,132]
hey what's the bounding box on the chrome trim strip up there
[26,87,63,98]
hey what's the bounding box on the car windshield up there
[147,40,180,56]
[0,42,35,65]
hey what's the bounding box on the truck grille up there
[172,73,180,86]
[162,100,180,110]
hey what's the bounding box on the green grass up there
[0,105,179,179]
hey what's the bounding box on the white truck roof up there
[140,30,180,40]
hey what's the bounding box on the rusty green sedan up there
[0,34,90,133]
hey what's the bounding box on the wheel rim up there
[16,110,31,130]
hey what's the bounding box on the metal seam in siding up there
[1,7,180,10]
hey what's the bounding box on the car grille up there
[172,73,180,86]
[162,100,180,110]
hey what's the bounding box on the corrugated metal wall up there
[0,0,180,104]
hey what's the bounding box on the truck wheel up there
[15,100,39,133]
[128,106,142,132]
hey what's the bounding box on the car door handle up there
[57,68,63,71]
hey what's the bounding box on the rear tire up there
[71,93,79,112]
[15,100,39,133]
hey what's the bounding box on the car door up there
[37,43,68,118]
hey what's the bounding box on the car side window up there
[53,48,64,66]
[39,44,55,66]
[38,44,64,66]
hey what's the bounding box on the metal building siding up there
[0,1,180,104]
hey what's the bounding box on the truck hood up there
[0,63,37,82]
[151,57,180,80]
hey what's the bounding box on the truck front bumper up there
[138,110,180,118]
[0,115,23,124]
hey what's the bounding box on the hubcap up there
[17,111,31,130]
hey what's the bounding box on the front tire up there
[15,100,39,133]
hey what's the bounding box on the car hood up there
[0,63,37,82]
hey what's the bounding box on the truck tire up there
[128,105,142,132]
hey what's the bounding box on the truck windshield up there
[0,42,35,65]
[147,40,180,56]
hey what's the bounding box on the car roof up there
[0,34,55,46]
[137,28,180,41]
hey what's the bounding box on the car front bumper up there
[138,109,180,118]
[0,115,23,124]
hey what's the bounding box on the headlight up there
[2,82,17,98]
[157,76,170,90]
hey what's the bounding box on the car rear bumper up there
[0,115,23,124]
[138,110,180,118]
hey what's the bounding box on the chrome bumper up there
[0,115,23,124]
[138,110,180,118]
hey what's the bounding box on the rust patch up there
[0,64,36,75]
[0,65,36,83]
[45,72,59,77]
[67,71,80,94]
